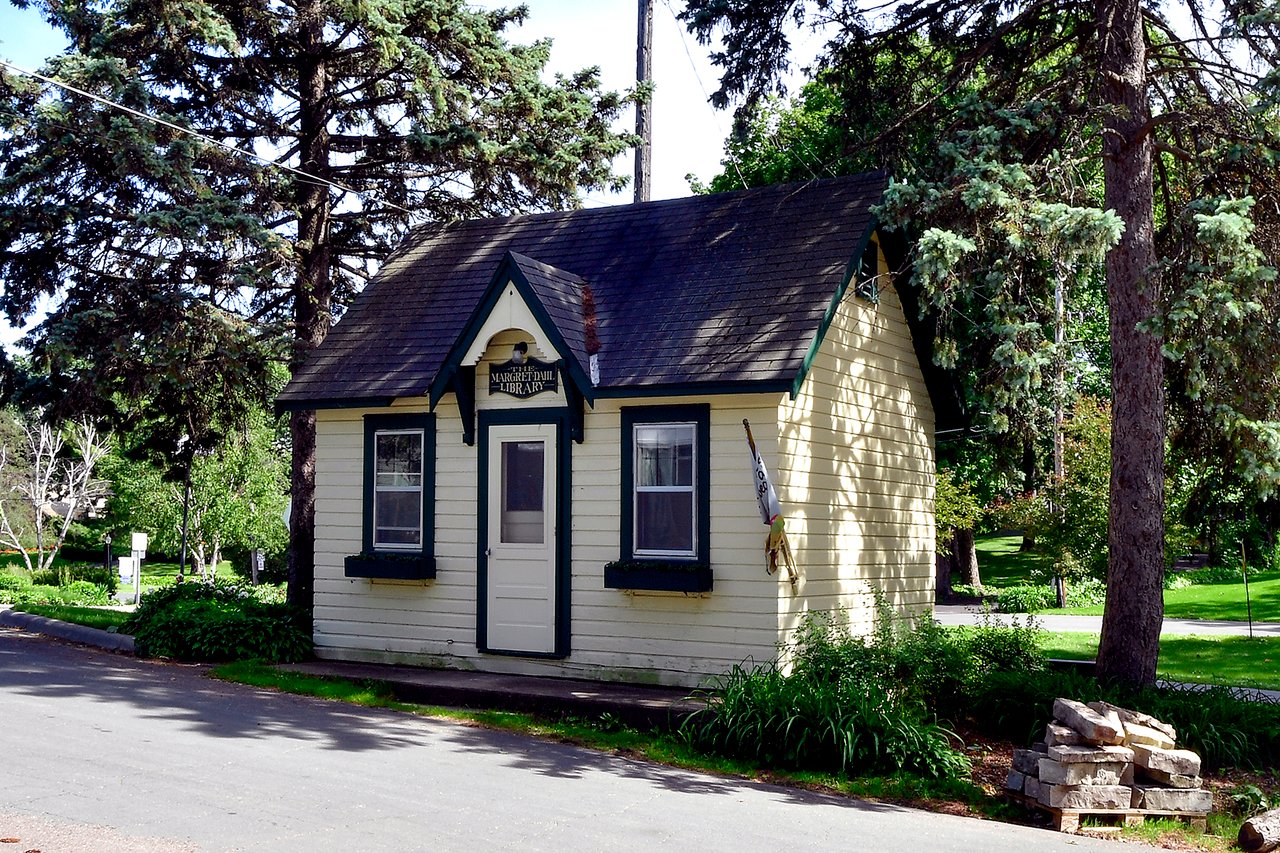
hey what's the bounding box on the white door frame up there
[478,412,567,657]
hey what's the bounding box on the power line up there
[0,58,415,215]
[657,0,749,190]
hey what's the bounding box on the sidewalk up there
[282,659,706,729]
[934,603,1280,637]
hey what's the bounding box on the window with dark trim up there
[620,405,710,565]
[347,412,436,579]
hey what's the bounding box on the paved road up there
[935,603,1280,636]
[0,629,1161,853]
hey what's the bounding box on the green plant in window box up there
[603,560,712,592]
[344,552,435,580]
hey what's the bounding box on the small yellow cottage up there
[278,172,935,687]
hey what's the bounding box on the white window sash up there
[373,429,424,551]
[633,422,697,558]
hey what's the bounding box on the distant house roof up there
[278,171,888,410]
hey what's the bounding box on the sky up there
[0,0,820,347]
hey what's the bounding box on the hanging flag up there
[743,419,797,584]
[743,419,782,524]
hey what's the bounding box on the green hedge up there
[124,580,311,663]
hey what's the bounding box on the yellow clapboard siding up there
[774,245,935,635]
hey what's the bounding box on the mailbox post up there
[129,532,148,606]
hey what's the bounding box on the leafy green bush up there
[3,578,109,606]
[996,584,1056,613]
[0,573,31,597]
[124,579,310,663]
[1185,564,1254,584]
[683,609,1046,781]
[1065,577,1106,607]
[995,579,1105,612]
[32,562,118,594]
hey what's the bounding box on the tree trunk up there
[1240,808,1280,853]
[955,527,981,589]
[1095,0,1165,688]
[286,0,333,614]
[935,551,953,600]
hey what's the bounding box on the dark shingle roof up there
[278,172,887,408]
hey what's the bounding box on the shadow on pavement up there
[0,628,907,813]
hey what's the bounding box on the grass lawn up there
[13,604,130,632]
[1041,631,1280,691]
[971,534,1053,588]
[1043,571,1280,623]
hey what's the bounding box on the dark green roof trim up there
[276,395,398,413]
[789,217,879,400]
[592,379,792,399]
[428,251,595,409]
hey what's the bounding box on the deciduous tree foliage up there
[104,411,288,579]
[683,0,1280,686]
[0,0,638,609]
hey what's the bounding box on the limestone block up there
[1024,776,1042,801]
[1048,743,1135,764]
[1121,762,1135,785]
[1006,769,1027,792]
[1054,697,1125,745]
[1038,757,1125,786]
[1122,721,1176,750]
[1032,741,1049,754]
[1045,722,1085,747]
[1088,700,1177,742]
[1131,743,1201,777]
[1136,786,1213,812]
[1012,748,1042,776]
[1040,783,1133,810]
[1141,767,1202,789]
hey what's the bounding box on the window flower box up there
[603,560,712,592]
[344,553,435,580]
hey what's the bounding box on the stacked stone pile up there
[1005,698,1211,816]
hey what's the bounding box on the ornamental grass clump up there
[683,609,1037,781]
[124,578,310,663]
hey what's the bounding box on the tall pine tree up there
[0,0,637,609]
[682,0,1280,686]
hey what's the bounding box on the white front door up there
[485,422,557,654]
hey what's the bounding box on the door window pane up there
[501,440,544,544]
[633,423,696,556]
[374,430,423,549]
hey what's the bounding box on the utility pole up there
[634,0,653,203]
[1052,267,1067,608]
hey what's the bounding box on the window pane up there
[635,491,694,554]
[635,424,694,487]
[501,441,544,544]
[375,490,422,546]
[376,432,422,487]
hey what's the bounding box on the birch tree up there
[0,414,111,582]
